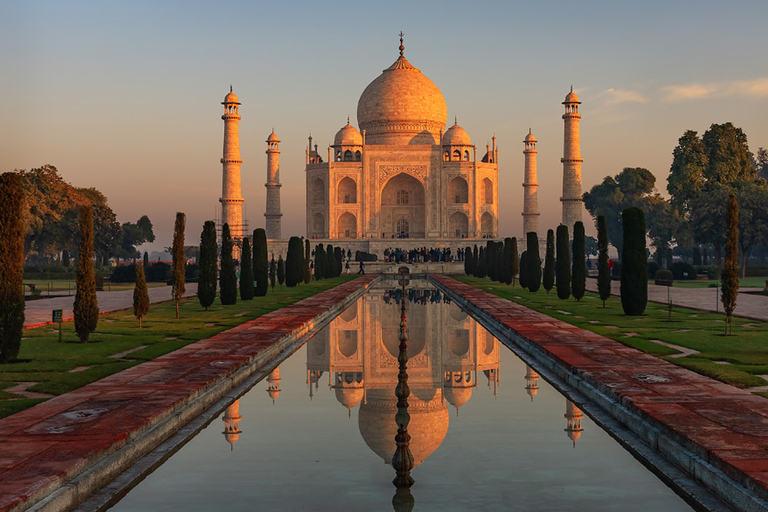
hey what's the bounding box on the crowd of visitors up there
[382,247,465,264]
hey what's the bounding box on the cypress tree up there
[198,221,218,310]
[73,205,99,342]
[219,223,237,305]
[269,256,277,290]
[240,237,254,299]
[334,247,343,277]
[171,212,186,318]
[486,241,495,281]
[286,236,302,287]
[721,193,739,335]
[477,247,487,278]
[472,245,479,276]
[556,225,571,300]
[519,251,529,290]
[526,232,541,292]
[315,244,325,280]
[143,251,149,268]
[620,207,648,316]
[597,215,611,307]
[464,245,474,275]
[572,221,587,301]
[0,172,25,362]
[503,238,513,285]
[510,237,519,287]
[253,228,268,296]
[543,229,555,294]
[277,255,285,288]
[133,264,149,328]
[325,244,335,277]
[304,239,311,284]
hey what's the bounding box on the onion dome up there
[267,130,279,143]
[223,86,240,104]
[563,87,581,104]
[442,120,471,146]
[335,386,364,411]
[524,129,536,143]
[357,36,447,145]
[334,121,363,146]
[444,386,473,410]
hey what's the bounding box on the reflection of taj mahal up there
[305,36,499,241]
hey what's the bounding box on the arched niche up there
[380,173,426,238]
[338,177,357,204]
[338,212,357,238]
[480,212,494,237]
[312,178,325,204]
[448,177,468,204]
[483,178,493,205]
[449,211,468,238]
[313,212,325,235]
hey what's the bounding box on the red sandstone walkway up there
[0,276,377,512]
[431,274,768,510]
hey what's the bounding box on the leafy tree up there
[510,238,519,287]
[502,238,513,285]
[253,229,269,296]
[584,236,598,257]
[314,244,325,280]
[277,256,285,288]
[73,205,99,342]
[721,193,739,335]
[543,229,555,294]
[526,232,541,292]
[667,130,708,213]
[198,221,218,311]
[269,256,276,290]
[597,215,611,307]
[219,223,237,305]
[239,237,254,299]
[464,245,474,275]
[304,239,311,284]
[620,207,648,316]
[133,264,149,328]
[477,247,487,278]
[734,182,768,277]
[286,237,303,287]
[120,215,155,262]
[0,172,25,362]
[556,225,571,300]
[171,212,186,318]
[572,221,587,301]
[702,122,755,185]
[755,147,768,182]
[645,197,682,267]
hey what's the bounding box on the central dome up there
[357,54,447,145]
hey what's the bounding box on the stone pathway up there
[648,339,701,358]
[585,279,768,322]
[2,383,54,400]
[431,274,768,511]
[0,276,377,512]
[23,284,198,328]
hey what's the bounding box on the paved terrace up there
[0,275,378,512]
[431,274,768,512]
[23,284,199,328]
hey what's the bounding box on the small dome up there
[442,121,471,146]
[267,130,279,143]
[223,89,240,104]
[335,386,364,410]
[334,122,363,146]
[444,386,473,409]
[524,130,536,143]
[563,89,580,104]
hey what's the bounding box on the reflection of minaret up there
[265,130,282,239]
[307,369,323,400]
[220,87,245,248]
[561,86,583,229]
[524,366,539,401]
[483,369,499,397]
[564,399,584,448]
[222,400,242,451]
[333,372,364,418]
[522,129,540,236]
[266,367,281,404]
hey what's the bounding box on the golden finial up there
[454,115,457,125]
[347,115,350,124]
[399,31,405,57]
[230,85,233,93]
[570,85,573,92]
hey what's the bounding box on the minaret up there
[564,399,584,448]
[220,86,244,245]
[561,87,583,229]
[266,367,281,404]
[522,129,540,236]
[265,130,283,239]
[222,399,242,451]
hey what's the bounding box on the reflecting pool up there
[110,280,692,511]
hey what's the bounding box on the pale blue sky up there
[2,0,766,248]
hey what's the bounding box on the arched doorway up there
[313,212,325,237]
[449,211,468,238]
[338,212,357,238]
[338,177,357,204]
[448,177,468,204]
[480,212,494,237]
[381,173,425,238]
[483,178,493,204]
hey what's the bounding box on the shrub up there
[354,251,377,262]
[670,261,696,280]
[620,207,648,315]
[110,264,137,283]
[694,265,720,280]
[647,261,660,280]
[654,269,673,286]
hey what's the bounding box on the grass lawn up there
[671,276,768,289]
[0,276,357,419]
[454,275,768,395]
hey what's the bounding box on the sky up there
[1,0,766,252]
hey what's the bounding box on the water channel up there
[109,279,692,511]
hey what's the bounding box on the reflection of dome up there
[357,50,447,145]
[334,122,363,146]
[444,386,473,410]
[442,121,471,146]
[335,386,364,410]
[358,389,449,466]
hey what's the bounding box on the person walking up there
[358,260,365,275]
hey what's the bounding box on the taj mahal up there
[217,34,583,256]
